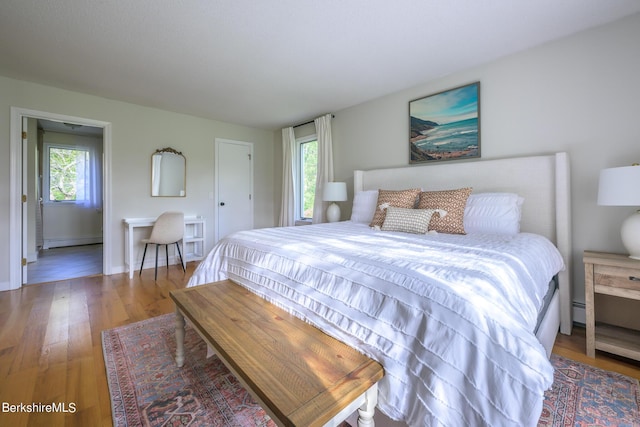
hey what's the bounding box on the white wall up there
[3,13,639,311]
[0,76,277,288]
[328,13,640,317]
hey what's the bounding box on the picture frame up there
[409,82,480,164]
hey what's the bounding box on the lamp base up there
[326,203,341,223]
[621,210,640,260]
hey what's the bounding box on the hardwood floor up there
[553,323,640,380]
[0,263,193,427]
[1,267,639,426]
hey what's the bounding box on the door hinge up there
[248,154,252,160]
[22,131,27,139]
[22,194,27,203]
[249,194,252,200]
[22,258,27,266]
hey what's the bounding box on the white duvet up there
[188,222,564,427]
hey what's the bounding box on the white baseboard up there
[27,251,38,263]
[572,301,586,326]
[137,254,183,271]
[0,280,12,292]
[111,265,126,275]
[81,255,183,278]
[43,236,103,249]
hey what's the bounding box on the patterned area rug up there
[539,354,640,426]
[103,314,640,427]
[102,314,276,427]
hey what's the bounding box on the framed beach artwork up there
[409,82,480,163]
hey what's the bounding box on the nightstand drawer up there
[584,250,640,359]
[594,264,640,292]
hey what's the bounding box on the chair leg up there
[175,242,185,272]
[155,244,159,281]
[165,244,169,270]
[139,243,148,276]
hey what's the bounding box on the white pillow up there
[381,206,446,234]
[463,193,524,235]
[350,190,379,223]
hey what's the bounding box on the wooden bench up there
[170,280,384,427]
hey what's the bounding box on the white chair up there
[139,212,186,280]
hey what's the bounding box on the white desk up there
[123,216,205,278]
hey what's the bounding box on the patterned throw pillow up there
[369,188,421,228]
[381,207,447,234]
[417,187,472,234]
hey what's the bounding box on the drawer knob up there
[629,276,640,281]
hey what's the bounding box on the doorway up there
[26,118,104,284]
[9,107,113,291]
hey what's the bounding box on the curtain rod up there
[292,114,335,128]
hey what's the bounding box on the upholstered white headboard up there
[354,152,572,334]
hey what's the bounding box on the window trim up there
[43,142,91,204]
[295,135,317,220]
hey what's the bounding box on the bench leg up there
[357,384,378,427]
[175,307,186,367]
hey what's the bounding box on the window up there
[297,138,317,219]
[46,145,89,201]
[43,143,102,208]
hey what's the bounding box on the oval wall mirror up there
[151,147,186,197]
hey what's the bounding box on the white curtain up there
[312,114,334,224]
[75,145,103,210]
[278,126,297,226]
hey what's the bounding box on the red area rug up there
[102,314,276,427]
[539,354,640,426]
[103,314,640,426]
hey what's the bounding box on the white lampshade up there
[323,182,347,223]
[322,182,347,202]
[598,165,640,206]
[598,165,640,259]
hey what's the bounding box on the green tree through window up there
[49,146,89,201]
[300,140,317,218]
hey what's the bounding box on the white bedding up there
[188,221,565,426]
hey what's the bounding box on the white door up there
[215,139,254,241]
[21,117,29,283]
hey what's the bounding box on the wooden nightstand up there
[584,251,640,360]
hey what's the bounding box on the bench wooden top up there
[170,279,384,427]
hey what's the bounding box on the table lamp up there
[323,182,347,223]
[597,164,640,259]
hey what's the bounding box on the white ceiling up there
[1,1,639,130]
[37,118,103,137]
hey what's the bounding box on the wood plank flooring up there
[0,263,193,427]
[1,266,639,426]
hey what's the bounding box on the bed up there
[188,152,573,427]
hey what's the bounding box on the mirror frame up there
[151,147,186,197]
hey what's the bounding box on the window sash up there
[44,143,92,204]
[296,137,317,220]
